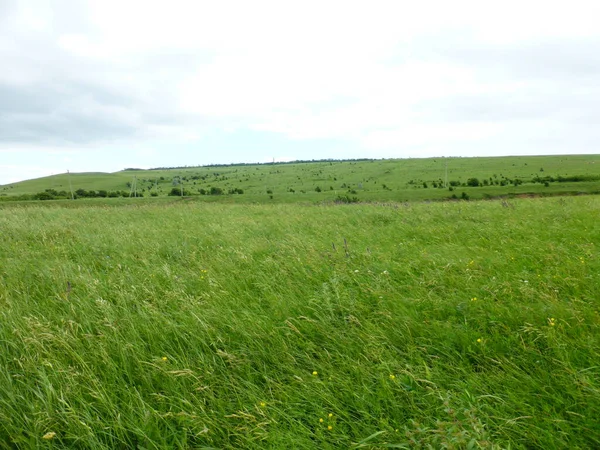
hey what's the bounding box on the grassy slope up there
[2,155,600,203]
[1,197,599,448]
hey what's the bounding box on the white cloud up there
[1,0,599,183]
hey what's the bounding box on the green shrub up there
[334,195,359,203]
[168,187,191,196]
[33,191,54,200]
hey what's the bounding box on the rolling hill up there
[2,154,600,203]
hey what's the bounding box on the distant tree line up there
[150,158,380,171]
[168,187,244,196]
[28,188,135,200]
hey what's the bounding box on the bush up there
[33,191,55,200]
[466,178,480,187]
[461,192,470,200]
[210,187,223,195]
[334,195,359,204]
[169,187,191,196]
[315,186,322,192]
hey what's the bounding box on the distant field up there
[2,154,600,204]
[1,197,599,448]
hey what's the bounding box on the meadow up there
[1,196,599,449]
[2,154,600,204]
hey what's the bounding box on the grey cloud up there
[417,85,600,124]
[0,75,209,144]
[393,30,600,127]
[411,31,600,82]
[0,2,197,145]
[0,109,139,144]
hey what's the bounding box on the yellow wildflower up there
[42,432,56,440]
[389,374,396,380]
[162,356,168,361]
[477,338,482,343]
[319,418,324,423]
[312,371,318,376]
[328,425,333,430]
[328,413,333,418]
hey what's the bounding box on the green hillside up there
[2,154,600,203]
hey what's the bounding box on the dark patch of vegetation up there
[168,187,192,196]
[334,195,359,204]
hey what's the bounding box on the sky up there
[1,0,599,185]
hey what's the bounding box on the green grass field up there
[2,154,600,204]
[1,196,599,448]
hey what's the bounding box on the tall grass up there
[1,197,599,448]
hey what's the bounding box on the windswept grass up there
[1,197,599,448]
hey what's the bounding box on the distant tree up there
[34,191,54,200]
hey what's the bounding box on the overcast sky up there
[1,0,599,184]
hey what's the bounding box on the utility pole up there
[445,159,448,188]
[67,170,74,200]
[129,176,137,198]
